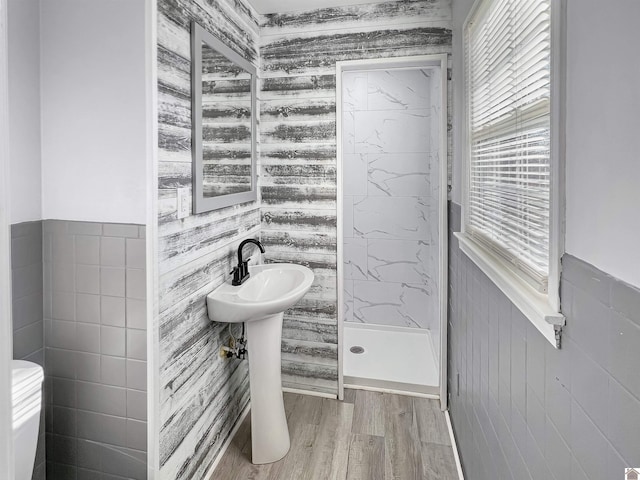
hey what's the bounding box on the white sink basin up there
[207,263,314,323]
[206,263,314,465]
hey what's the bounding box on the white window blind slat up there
[466,0,552,291]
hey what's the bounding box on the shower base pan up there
[343,323,439,397]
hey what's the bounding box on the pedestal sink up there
[206,263,314,464]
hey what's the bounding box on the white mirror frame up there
[190,21,257,214]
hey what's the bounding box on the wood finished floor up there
[211,389,458,480]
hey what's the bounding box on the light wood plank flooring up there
[211,389,458,480]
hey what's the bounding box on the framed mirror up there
[191,22,257,213]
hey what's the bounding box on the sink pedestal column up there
[246,312,290,464]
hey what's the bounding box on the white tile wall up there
[367,70,431,110]
[343,72,368,111]
[343,111,356,154]
[343,153,368,196]
[353,280,433,328]
[342,69,440,332]
[354,109,431,153]
[367,239,434,284]
[368,153,430,197]
[344,237,368,280]
[353,196,431,240]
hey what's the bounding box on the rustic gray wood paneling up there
[157,0,260,478]
[260,0,452,395]
[261,75,336,99]
[262,28,452,75]
[261,0,452,35]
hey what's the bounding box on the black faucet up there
[231,238,265,286]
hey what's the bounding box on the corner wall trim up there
[445,410,465,480]
[344,383,439,400]
[0,0,15,475]
[282,387,337,399]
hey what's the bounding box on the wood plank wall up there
[156,0,260,478]
[259,0,453,396]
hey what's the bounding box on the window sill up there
[454,232,565,348]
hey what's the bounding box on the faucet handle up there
[230,265,239,279]
[241,260,250,276]
[230,265,243,286]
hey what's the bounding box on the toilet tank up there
[12,360,44,480]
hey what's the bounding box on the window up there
[466,0,551,290]
[458,0,564,347]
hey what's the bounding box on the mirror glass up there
[201,42,252,197]
[192,22,257,213]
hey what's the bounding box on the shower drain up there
[350,346,365,354]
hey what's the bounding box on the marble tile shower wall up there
[157,0,259,477]
[342,69,440,335]
[43,220,147,480]
[11,221,45,480]
[448,202,640,479]
[260,0,452,395]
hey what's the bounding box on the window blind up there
[465,0,551,291]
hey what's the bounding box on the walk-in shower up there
[337,56,448,405]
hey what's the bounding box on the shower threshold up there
[343,323,439,397]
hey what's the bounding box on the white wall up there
[8,0,42,224]
[1,0,17,475]
[40,0,147,224]
[564,0,640,288]
[451,0,640,288]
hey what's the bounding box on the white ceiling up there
[249,0,392,14]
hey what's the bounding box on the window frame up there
[456,0,566,347]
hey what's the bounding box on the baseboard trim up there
[445,410,465,480]
[344,381,440,399]
[205,402,251,479]
[282,387,337,399]
[344,375,439,398]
